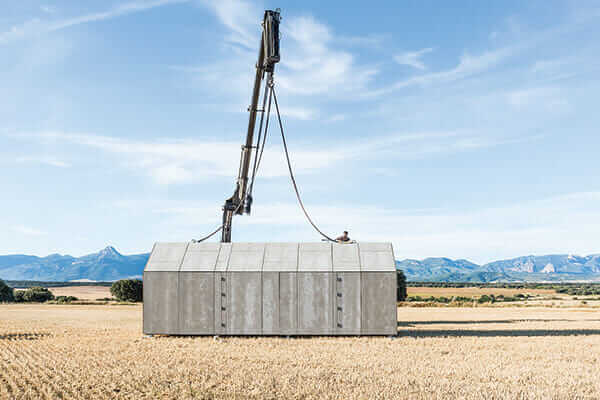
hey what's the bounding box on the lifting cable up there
[191,201,243,243]
[193,82,337,243]
[271,87,337,243]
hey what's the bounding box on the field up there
[46,286,112,300]
[2,304,600,399]
[407,286,556,298]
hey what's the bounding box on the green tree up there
[111,279,143,302]
[22,287,54,302]
[14,290,25,302]
[397,270,408,301]
[0,279,14,302]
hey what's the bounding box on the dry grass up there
[48,286,112,300]
[408,286,556,298]
[1,304,600,399]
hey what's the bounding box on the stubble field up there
[407,286,556,298]
[1,304,600,399]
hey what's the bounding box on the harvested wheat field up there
[1,305,600,399]
[407,286,556,298]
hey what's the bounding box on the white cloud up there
[15,130,534,185]
[13,226,47,236]
[327,114,346,123]
[185,5,378,99]
[506,87,569,111]
[40,5,56,14]
[277,15,378,96]
[21,131,349,184]
[278,106,316,121]
[339,33,387,49]
[195,0,258,49]
[393,48,433,70]
[0,0,188,44]
[139,192,600,264]
[367,45,517,97]
[16,156,71,168]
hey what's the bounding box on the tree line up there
[0,279,142,303]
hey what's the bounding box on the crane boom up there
[221,9,281,243]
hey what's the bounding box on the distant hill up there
[398,254,600,282]
[2,246,600,282]
[0,246,149,281]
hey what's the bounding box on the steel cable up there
[271,87,337,243]
[193,83,337,244]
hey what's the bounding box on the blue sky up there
[1,0,599,263]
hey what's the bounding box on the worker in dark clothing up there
[336,231,351,243]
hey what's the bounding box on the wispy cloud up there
[13,226,47,236]
[0,0,188,44]
[18,131,349,184]
[277,15,378,96]
[136,191,600,263]
[182,3,378,101]
[16,156,71,168]
[195,0,259,49]
[14,130,532,185]
[506,87,569,111]
[40,5,56,14]
[368,46,517,97]
[394,48,433,70]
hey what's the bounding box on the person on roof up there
[336,231,351,243]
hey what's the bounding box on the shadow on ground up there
[398,319,600,327]
[0,333,51,340]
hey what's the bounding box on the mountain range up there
[1,246,600,282]
[0,246,147,282]
[398,254,600,282]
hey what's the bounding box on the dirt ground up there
[1,304,600,399]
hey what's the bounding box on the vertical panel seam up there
[357,243,363,335]
[296,243,300,333]
[330,243,333,334]
[175,242,190,334]
[260,244,266,334]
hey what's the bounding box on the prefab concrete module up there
[143,242,397,336]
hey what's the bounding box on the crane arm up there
[221,9,281,243]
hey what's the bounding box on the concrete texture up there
[335,272,361,335]
[143,242,396,336]
[361,272,397,335]
[178,272,214,334]
[143,271,179,335]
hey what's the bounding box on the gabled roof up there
[144,242,395,272]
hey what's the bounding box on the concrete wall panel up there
[298,272,332,334]
[332,244,360,271]
[228,272,262,334]
[215,244,232,272]
[178,272,214,334]
[143,271,178,334]
[261,272,278,334]
[279,273,297,334]
[263,243,298,272]
[361,272,397,335]
[214,273,227,335]
[181,243,220,272]
[299,243,332,272]
[358,243,395,272]
[229,243,265,272]
[334,272,361,335]
[145,242,188,271]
